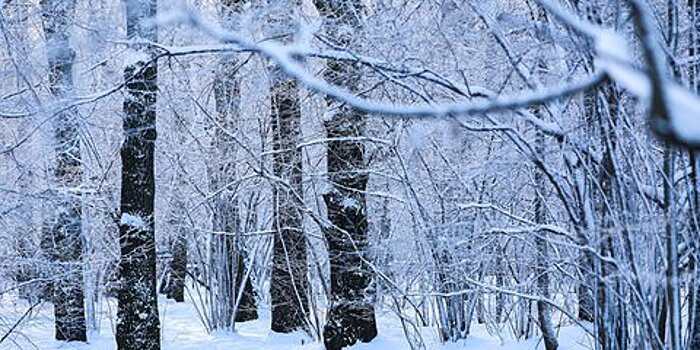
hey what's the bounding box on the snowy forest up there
[4,0,700,349]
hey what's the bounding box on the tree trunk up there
[664,3,682,348]
[664,146,681,350]
[165,204,187,303]
[576,88,597,324]
[269,64,309,334]
[495,246,505,323]
[595,81,629,350]
[161,113,190,304]
[203,0,258,330]
[208,52,258,327]
[39,0,86,342]
[314,1,378,348]
[116,0,160,348]
[533,128,558,350]
[529,7,557,349]
[162,35,195,304]
[322,113,377,349]
[264,0,310,334]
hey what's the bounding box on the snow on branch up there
[159,0,700,147]
[539,0,700,147]
[157,4,604,125]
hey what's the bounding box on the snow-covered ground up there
[0,292,593,350]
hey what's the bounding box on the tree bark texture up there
[116,0,160,348]
[314,1,378,348]
[533,129,557,350]
[269,66,310,333]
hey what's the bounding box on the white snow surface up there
[0,291,593,350]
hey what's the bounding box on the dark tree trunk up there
[314,2,378,348]
[322,112,377,349]
[165,217,187,303]
[495,246,505,323]
[39,0,86,342]
[269,66,309,333]
[234,251,258,322]
[576,251,595,322]
[576,87,597,324]
[533,130,558,350]
[116,0,161,348]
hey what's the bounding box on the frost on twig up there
[156,2,604,127]
[157,0,700,148]
[542,0,700,147]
